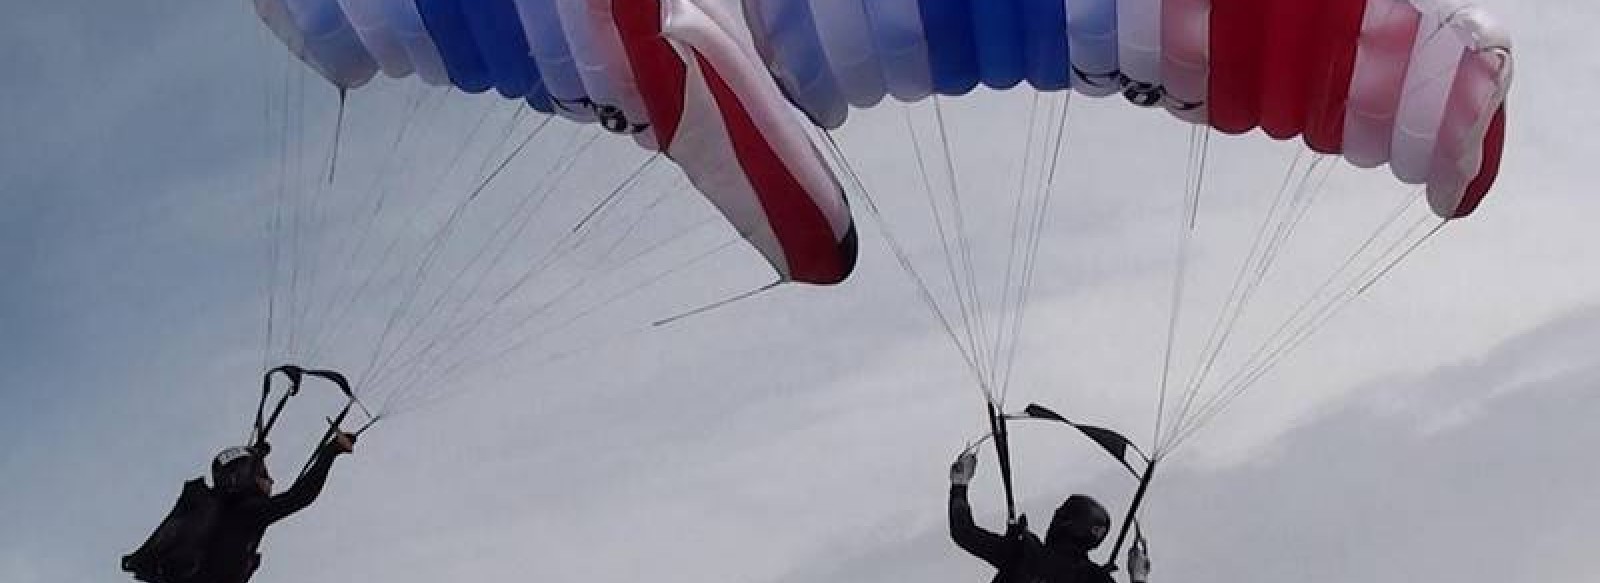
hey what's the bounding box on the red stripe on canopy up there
[694,51,851,284]
[1452,105,1506,218]
[614,1,686,147]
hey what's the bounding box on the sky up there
[1,2,1597,583]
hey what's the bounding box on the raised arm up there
[948,451,1013,568]
[949,482,1013,567]
[262,433,355,524]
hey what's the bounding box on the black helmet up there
[211,446,270,493]
[1046,495,1111,550]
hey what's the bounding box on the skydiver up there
[948,451,1150,583]
[123,430,357,583]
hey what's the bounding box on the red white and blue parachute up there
[743,0,1510,218]
[256,0,1504,286]
[252,0,1515,451]
[254,0,858,285]
[255,0,1510,277]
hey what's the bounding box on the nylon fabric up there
[380,0,451,85]
[735,0,1506,213]
[696,0,858,231]
[1301,0,1367,154]
[338,0,415,78]
[615,0,856,284]
[1161,0,1208,122]
[458,0,540,99]
[1344,0,1421,168]
[1066,0,1120,97]
[1208,0,1268,134]
[287,0,379,88]
[258,0,859,286]
[415,0,494,93]
[919,0,981,96]
[862,0,936,102]
[1115,0,1161,86]
[1258,0,1321,139]
[255,0,1508,295]
[514,0,592,119]
[1019,0,1070,91]
[1390,9,1463,184]
[746,0,848,128]
[970,0,1027,90]
[808,0,887,108]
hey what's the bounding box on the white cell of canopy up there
[255,0,377,89]
[1161,0,1210,124]
[1423,5,1512,213]
[286,0,379,88]
[1066,0,1120,98]
[575,0,659,151]
[554,1,621,121]
[858,0,934,104]
[1392,1,1512,190]
[557,0,615,116]
[375,0,451,86]
[805,0,888,109]
[512,0,594,122]
[336,0,413,79]
[1344,0,1511,203]
[744,0,849,129]
[1117,0,1162,88]
[1343,0,1422,170]
[255,0,320,78]
[1388,8,1465,185]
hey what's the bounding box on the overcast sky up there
[2,2,1596,583]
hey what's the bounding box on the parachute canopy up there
[743,0,1511,218]
[253,0,859,285]
[252,1,1516,446]
[256,0,1513,282]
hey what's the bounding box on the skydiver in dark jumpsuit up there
[189,432,356,583]
[125,431,356,583]
[949,451,1150,583]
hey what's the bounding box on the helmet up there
[1046,495,1111,551]
[211,446,270,494]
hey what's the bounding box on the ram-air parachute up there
[736,1,1510,562]
[255,0,858,285]
[745,0,1508,217]
[251,0,1513,540]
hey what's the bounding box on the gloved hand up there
[950,451,977,486]
[1128,540,1151,583]
[1004,515,1029,540]
[329,431,357,455]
